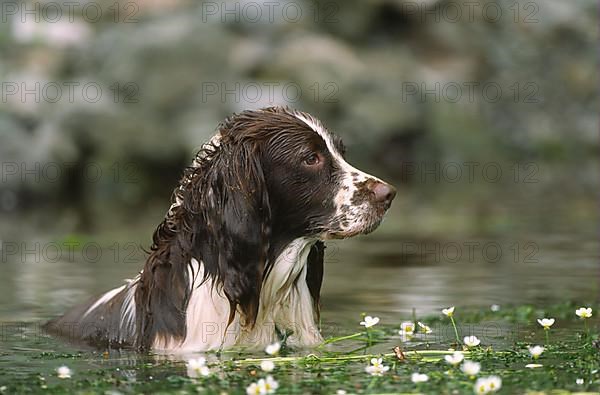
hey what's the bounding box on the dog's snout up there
[370,182,396,206]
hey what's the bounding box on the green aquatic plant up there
[0,302,598,394]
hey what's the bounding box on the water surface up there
[1,180,598,382]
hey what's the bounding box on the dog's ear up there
[195,139,271,327]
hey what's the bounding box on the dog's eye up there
[303,153,321,166]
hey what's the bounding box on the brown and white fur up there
[45,107,396,351]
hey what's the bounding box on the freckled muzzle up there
[357,179,397,233]
[325,178,397,239]
[351,178,396,213]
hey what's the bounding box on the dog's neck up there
[261,237,316,315]
[242,236,323,348]
[176,237,322,351]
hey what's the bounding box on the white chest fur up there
[158,237,323,351]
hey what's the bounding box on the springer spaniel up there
[45,107,396,351]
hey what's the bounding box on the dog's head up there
[199,107,396,242]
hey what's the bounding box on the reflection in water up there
[322,233,598,329]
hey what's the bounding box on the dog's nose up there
[371,182,396,205]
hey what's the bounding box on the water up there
[0,179,598,384]
[4,217,596,327]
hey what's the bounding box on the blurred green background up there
[0,0,598,326]
[1,0,597,235]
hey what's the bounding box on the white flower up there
[444,351,464,366]
[525,363,543,368]
[247,376,279,395]
[442,307,455,317]
[265,342,281,355]
[365,358,390,376]
[411,372,429,383]
[464,335,481,347]
[537,318,555,330]
[490,304,500,312]
[336,391,347,395]
[56,366,72,379]
[262,376,279,394]
[186,358,210,378]
[360,316,380,328]
[260,360,275,372]
[528,345,544,359]
[400,321,415,335]
[488,376,502,392]
[246,382,261,395]
[417,321,432,334]
[576,378,584,385]
[474,377,488,394]
[487,376,502,392]
[474,376,502,394]
[461,360,481,376]
[575,307,593,319]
